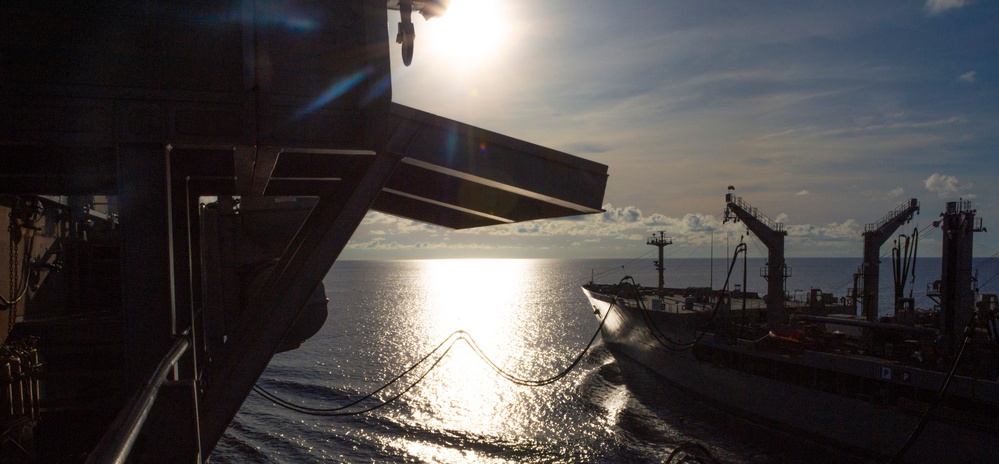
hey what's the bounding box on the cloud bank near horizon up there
[342,203,927,260]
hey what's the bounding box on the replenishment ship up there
[583,190,998,463]
[0,2,607,462]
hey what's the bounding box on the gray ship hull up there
[582,286,999,464]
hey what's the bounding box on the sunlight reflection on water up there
[387,259,575,459]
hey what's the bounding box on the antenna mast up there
[648,231,673,299]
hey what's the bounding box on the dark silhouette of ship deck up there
[0,2,608,462]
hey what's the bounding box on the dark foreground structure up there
[0,2,608,462]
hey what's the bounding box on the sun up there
[421,0,512,68]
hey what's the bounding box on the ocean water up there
[212,257,999,463]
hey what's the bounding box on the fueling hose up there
[254,305,610,416]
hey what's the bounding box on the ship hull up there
[582,286,999,464]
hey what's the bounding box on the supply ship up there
[0,1,608,462]
[583,191,998,463]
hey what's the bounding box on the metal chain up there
[7,213,19,335]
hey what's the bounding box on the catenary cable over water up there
[253,305,611,416]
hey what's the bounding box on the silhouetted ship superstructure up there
[583,190,997,463]
[0,2,608,462]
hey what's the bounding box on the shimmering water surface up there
[213,258,999,463]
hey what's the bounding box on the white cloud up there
[957,71,976,83]
[925,0,971,15]
[361,211,403,225]
[795,190,811,196]
[924,173,976,198]
[888,187,904,198]
[786,219,861,241]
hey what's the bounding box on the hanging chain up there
[7,212,21,335]
[8,213,16,300]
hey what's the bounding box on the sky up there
[340,0,998,260]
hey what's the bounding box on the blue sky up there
[342,0,998,260]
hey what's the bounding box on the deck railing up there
[85,332,191,464]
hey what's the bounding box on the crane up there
[860,199,919,322]
[724,188,789,323]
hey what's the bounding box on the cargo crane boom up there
[724,190,788,323]
[860,199,919,321]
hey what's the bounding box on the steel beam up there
[118,144,173,391]
[198,153,400,454]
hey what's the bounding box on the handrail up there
[85,332,191,464]
[864,198,919,233]
[727,195,783,232]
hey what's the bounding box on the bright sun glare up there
[423,0,511,67]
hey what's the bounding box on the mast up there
[935,200,985,352]
[647,232,673,299]
[723,188,788,323]
[860,198,920,321]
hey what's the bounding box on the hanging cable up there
[253,330,467,415]
[665,442,719,464]
[254,337,460,417]
[886,310,978,464]
[254,304,612,416]
[632,242,747,352]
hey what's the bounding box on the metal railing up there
[726,195,784,232]
[85,332,191,464]
[864,198,919,233]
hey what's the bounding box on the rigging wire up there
[820,270,856,296]
[586,249,655,285]
[745,233,767,260]
[975,251,999,271]
[663,242,704,284]
[975,251,999,291]
[980,271,999,290]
